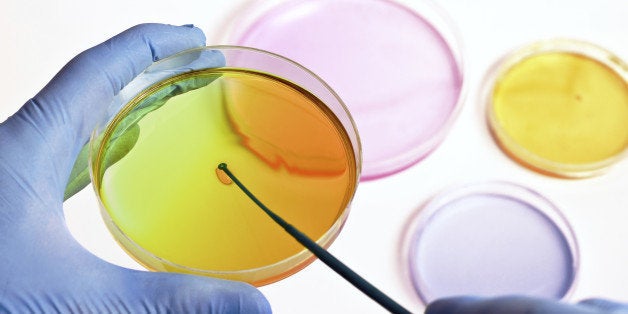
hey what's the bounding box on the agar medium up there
[227,0,464,180]
[486,39,628,178]
[404,182,578,304]
[90,46,361,286]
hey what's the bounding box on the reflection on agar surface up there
[222,71,350,176]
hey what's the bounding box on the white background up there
[1,0,627,313]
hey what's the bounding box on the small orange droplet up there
[216,167,232,185]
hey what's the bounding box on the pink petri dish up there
[403,182,579,304]
[224,0,465,180]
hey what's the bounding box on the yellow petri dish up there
[89,46,361,286]
[486,39,628,178]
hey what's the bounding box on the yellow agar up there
[94,68,357,284]
[491,52,628,175]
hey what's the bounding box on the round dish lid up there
[405,182,578,304]
[227,0,465,180]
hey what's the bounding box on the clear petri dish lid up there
[402,182,579,305]
[221,0,465,180]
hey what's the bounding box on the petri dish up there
[89,46,361,286]
[403,182,578,304]
[486,39,628,178]
[224,0,465,180]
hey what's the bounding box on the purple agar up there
[228,0,464,180]
[405,182,578,304]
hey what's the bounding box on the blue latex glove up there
[0,23,270,313]
[426,296,628,314]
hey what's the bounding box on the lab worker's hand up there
[426,296,628,314]
[0,23,270,313]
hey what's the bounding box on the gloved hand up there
[0,23,270,313]
[426,296,628,314]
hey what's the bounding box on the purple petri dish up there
[225,0,465,180]
[403,182,578,304]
